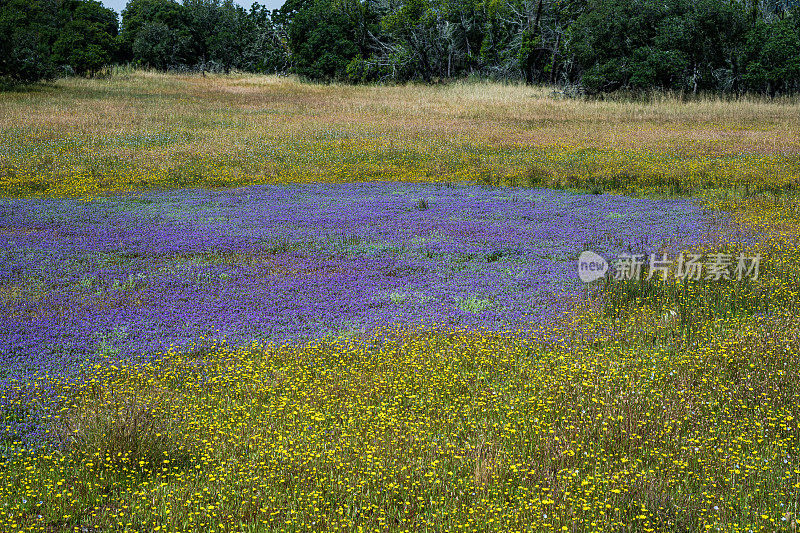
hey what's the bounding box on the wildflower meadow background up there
[0,72,799,532]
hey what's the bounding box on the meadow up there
[0,72,799,532]
[2,70,800,198]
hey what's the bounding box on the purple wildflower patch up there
[1,183,713,378]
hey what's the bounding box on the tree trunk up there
[532,0,544,31]
[551,32,560,84]
[448,49,452,78]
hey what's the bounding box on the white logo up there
[577,251,609,283]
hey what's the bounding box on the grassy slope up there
[0,73,799,532]
[1,71,799,196]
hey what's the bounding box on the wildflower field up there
[1,72,799,532]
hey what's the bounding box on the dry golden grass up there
[1,70,799,196]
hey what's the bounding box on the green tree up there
[569,0,665,93]
[381,0,446,80]
[0,0,59,83]
[743,16,800,95]
[132,21,183,69]
[119,0,187,63]
[206,1,251,73]
[569,0,746,93]
[182,0,221,70]
[52,0,118,76]
[245,3,289,73]
[288,0,366,80]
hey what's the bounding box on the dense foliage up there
[2,0,800,93]
[0,0,118,81]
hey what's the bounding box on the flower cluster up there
[0,317,797,531]
[0,183,710,382]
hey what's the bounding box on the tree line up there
[2,0,800,94]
